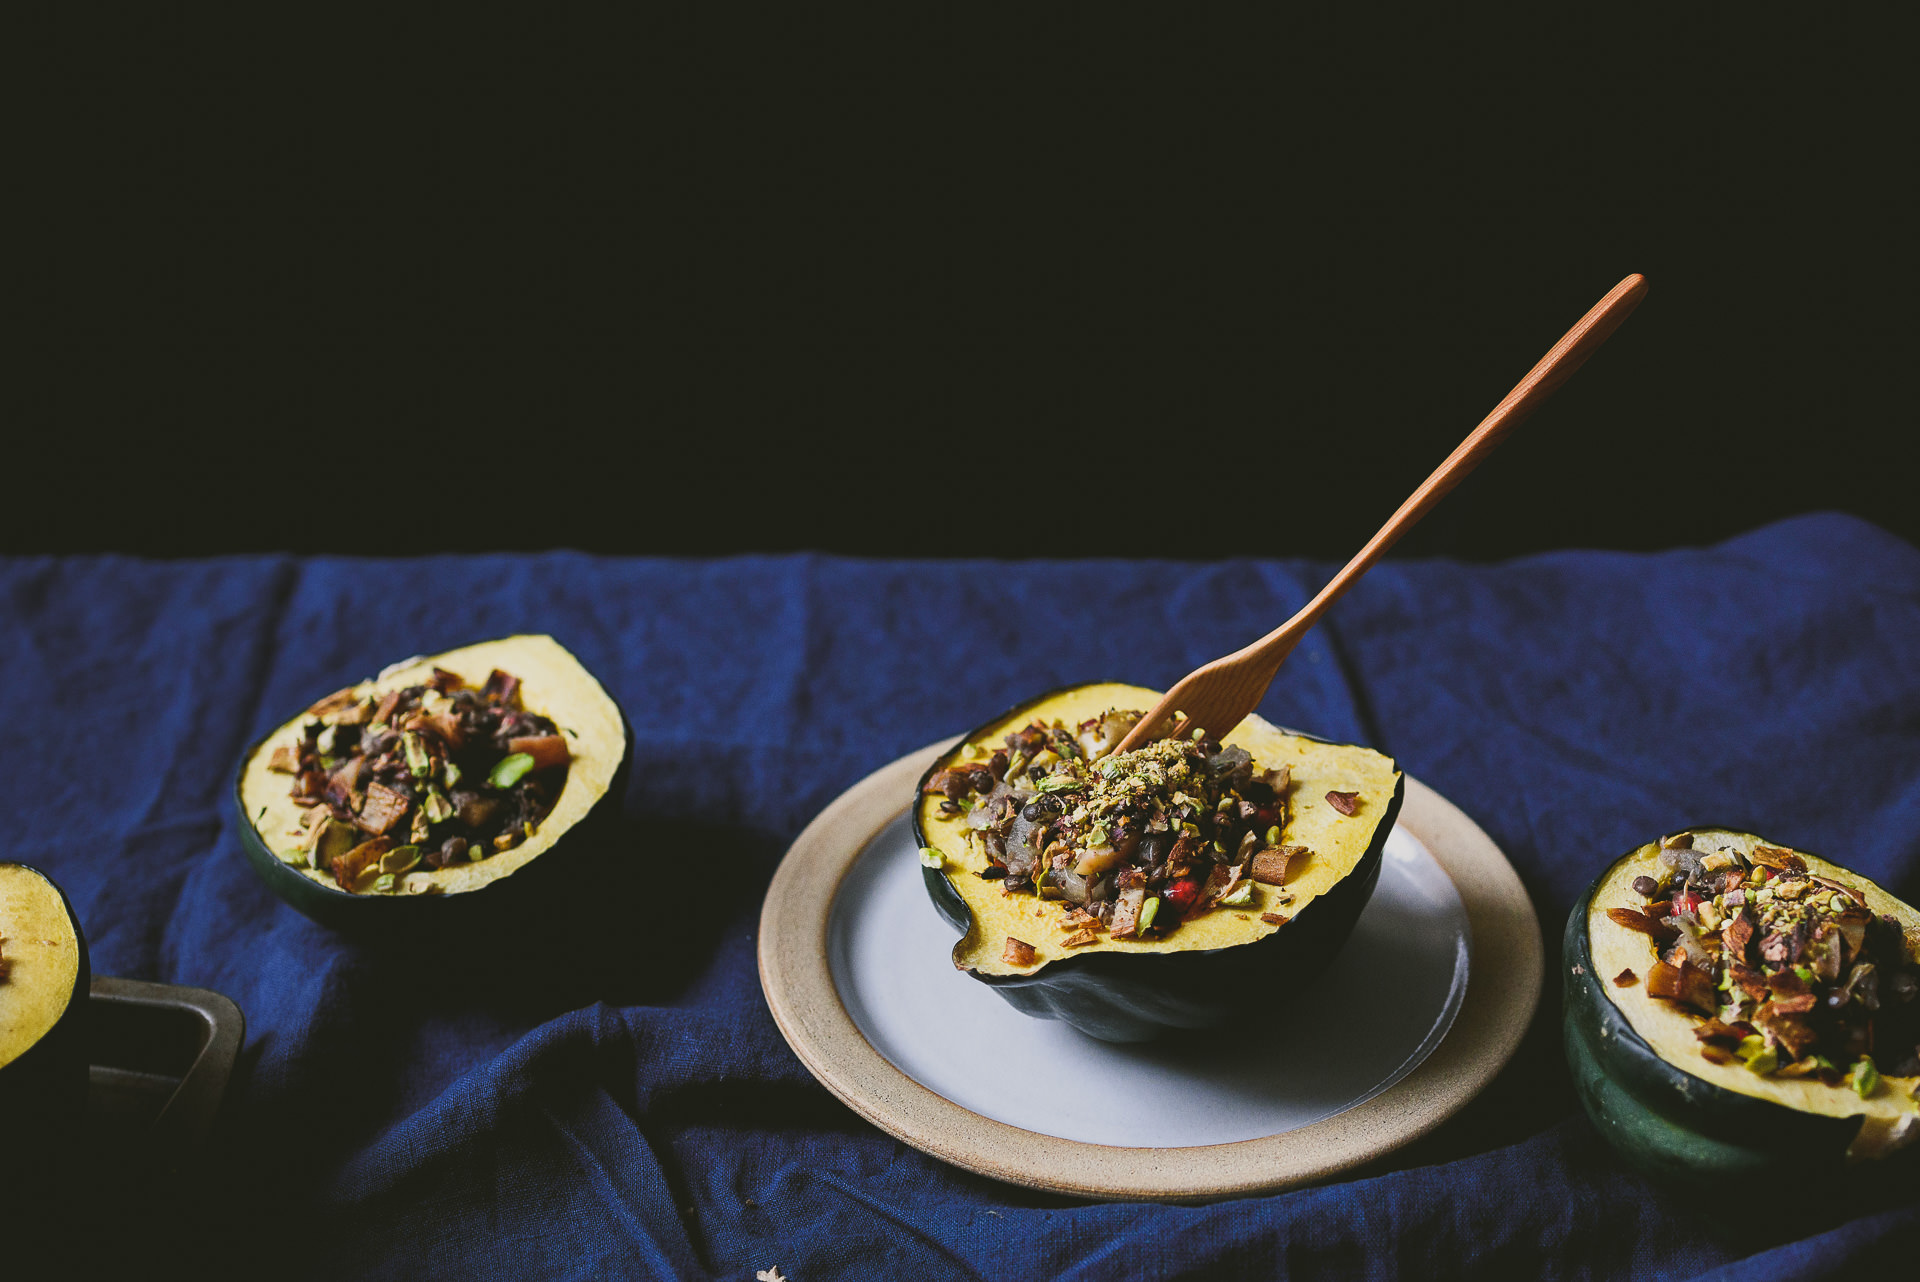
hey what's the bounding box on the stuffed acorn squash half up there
[913,682,1403,1042]
[1566,828,1920,1181]
[236,635,629,933]
[0,862,90,1204]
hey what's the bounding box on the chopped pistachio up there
[489,752,535,789]
[1849,1056,1880,1098]
[372,873,396,894]
[380,845,421,875]
[442,760,462,789]
[1006,753,1029,779]
[403,732,432,779]
[1755,887,1775,905]
[1138,896,1162,932]
[467,843,485,862]
[368,720,389,735]
[423,788,454,824]
[1744,1048,1779,1075]
[919,847,945,869]
[1265,825,1282,847]
[1737,1035,1767,1060]
[1793,965,1817,983]
[1217,881,1254,907]
[316,725,340,756]
[1086,825,1109,847]
[1190,727,1205,741]
[1829,893,1849,913]
[1034,774,1083,794]
[409,808,432,845]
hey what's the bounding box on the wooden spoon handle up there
[1112,273,1648,755]
[1261,272,1651,661]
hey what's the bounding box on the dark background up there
[11,8,1906,562]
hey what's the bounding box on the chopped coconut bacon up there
[922,710,1295,942]
[267,666,570,893]
[1614,834,1920,1093]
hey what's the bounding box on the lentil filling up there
[268,666,570,894]
[1609,833,1920,1094]
[921,709,1301,942]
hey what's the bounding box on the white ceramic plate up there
[831,815,1469,1147]
[759,742,1541,1200]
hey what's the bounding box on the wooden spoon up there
[1111,273,1650,755]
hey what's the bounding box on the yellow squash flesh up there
[238,635,625,897]
[1589,829,1920,1129]
[917,682,1401,976]
[0,865,82,1070]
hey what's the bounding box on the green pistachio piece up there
[403,732,432,779]
[1217,881,1253,907]
[467,843,484,862]
[1793,965,1816,982]
[1265,825,1282,847]
[380,844,421,875]
[1743,1047,1779,1075]
[316,725,340,756]
[488,752,535,789]
[423,788,454,824]
[1034,774,1083,794]
[1138,896,1162,932]
[1849,1056,1880,1098]
[918,847,944,869]
[372,873,396,894]
[442,760,462,789]
[1086,825,1109,847]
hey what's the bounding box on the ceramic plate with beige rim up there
[758,739,1541,1201]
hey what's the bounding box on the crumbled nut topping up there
[275,667,570,895]
[925,709,1309,948]
[1612,836,1920,1088]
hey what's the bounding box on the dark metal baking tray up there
[87,975,244,1155]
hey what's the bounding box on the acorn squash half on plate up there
[0,862,90,1203]
[236,635,630,934]
[912,682,1404,1042]
[1566,828,1920,1181]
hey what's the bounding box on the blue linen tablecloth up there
[4,513,1918,1278]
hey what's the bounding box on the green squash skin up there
[0,863,90,1206]
[913,688,1404,1043]
[233,712,632,936]
[1563,836,1917,1182]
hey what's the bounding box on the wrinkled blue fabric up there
[5,513,1919,1279]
